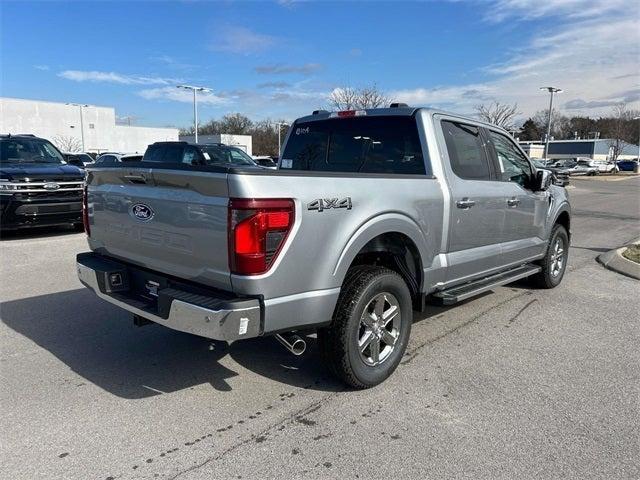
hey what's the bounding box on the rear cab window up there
[280,116,428,175]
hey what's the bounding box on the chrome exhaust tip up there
[275,333,307,356]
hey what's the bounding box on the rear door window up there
[441,121,492,180]
[281,116,427,175]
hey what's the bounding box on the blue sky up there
[2,0,638,128]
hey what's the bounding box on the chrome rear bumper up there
[76,252,261,342]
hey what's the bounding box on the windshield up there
[201,145,255,166]
[76,153,93,163]
[0,138,65,164]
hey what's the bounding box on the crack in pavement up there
[508,299,538,324]
[402,290,535,365]
[167,392,342,480]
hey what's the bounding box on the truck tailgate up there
[86,167,231,290]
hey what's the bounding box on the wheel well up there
[555,211,571,239]
[348,232,423,310]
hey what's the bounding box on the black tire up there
[318,266,412,388]
[73,223,85,232]
[531,224,569,288]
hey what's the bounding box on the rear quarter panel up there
[227,172,445,299]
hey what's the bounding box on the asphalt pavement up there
[1,176,639,480]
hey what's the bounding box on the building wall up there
[521,139,639,161]
[0,97,178,154]
[519,142,545,159]
[112,125,178,153]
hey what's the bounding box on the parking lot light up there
[540,87,562,160]
[66,103,89,151]
[634,117,640,162]
[177,85,212,144]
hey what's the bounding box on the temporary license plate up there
[145,280,160,298]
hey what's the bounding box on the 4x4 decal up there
[308,197,352,212]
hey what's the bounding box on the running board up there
[433,264,541,305]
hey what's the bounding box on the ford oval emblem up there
[131,203,154,221]
[43,182,60,191]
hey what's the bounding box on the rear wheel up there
[531,224,569,288]
[318,266,412,388]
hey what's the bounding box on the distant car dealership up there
[519,139,639,160]
[0,97,179,154]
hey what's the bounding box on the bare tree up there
[52,135,82,153]
[474,101,520,130]
[329,84,392,110]
[217,113,252,135]
[532,109,570,140]
[606,103,638,162]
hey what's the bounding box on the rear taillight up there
[228,198,295,275]
[82,184,90,236]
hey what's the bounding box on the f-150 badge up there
[308,197,352,212]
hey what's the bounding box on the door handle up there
[456,198,476,209]
[507,197,520,207]
[124,174,147,184]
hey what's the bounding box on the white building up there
[179,134,253,156]
[518,139,639,161]
[0,97,178,154]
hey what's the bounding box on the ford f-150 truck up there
[77,105,570,388]
[1,134,85,231]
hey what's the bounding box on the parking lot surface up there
[1,176,639,480]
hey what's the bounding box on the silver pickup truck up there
[77,105,570,388]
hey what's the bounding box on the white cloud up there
[33,65,49,71]
[209,26,277,54]
[483,0,631,22]
[254,63,322,75]
[391,1,639,119]
[59,70,180,85]
[137,87,228,105]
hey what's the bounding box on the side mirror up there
[535,169,553,191]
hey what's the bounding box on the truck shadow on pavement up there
[1,288,343,399]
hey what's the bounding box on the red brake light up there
[228,198,295,275]
[82,184,90,236]
[330,110,367,118]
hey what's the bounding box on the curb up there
[597,240,640,280]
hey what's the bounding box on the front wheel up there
[531,224,569,288]
[318,266,412,388]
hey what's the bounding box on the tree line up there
[182,85,639,159]
[474,101,639,160]
[180,85,392,156]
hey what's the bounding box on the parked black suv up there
[142,142,259,167]
[0,134,85,230]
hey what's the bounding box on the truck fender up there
[332,213,430,286]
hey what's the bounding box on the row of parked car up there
[0,134,279,231]
[64,147,279,170]
[534,157,639,176]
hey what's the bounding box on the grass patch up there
[622,244,640,264]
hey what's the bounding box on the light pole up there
[634,117,640,162]
[177,85,211,144]
[66,103,88,151]
[539,86,562,159]
[275,122,289,157]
